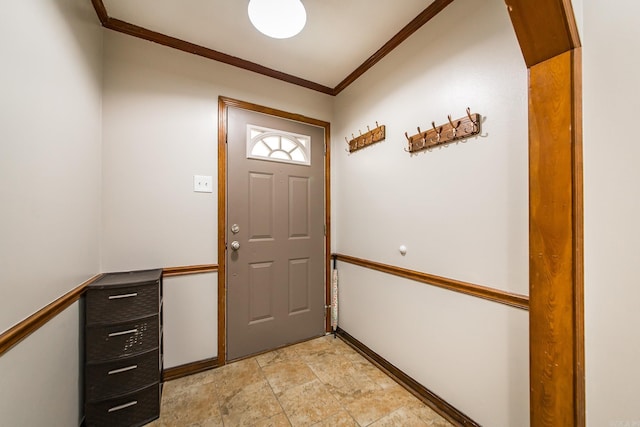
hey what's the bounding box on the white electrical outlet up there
[193,175,213,193]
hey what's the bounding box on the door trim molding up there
[217,96,331,365]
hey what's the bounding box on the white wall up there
[101,31,333,366]
[0,0,102,333]
[332,0,529,425]
[583,1,640,425]
[0,0,103,425]
[0,303,84,427]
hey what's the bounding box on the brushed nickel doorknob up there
[230,241,240,251]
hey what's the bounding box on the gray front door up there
[226,106,325,361]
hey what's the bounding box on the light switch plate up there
[193,175,213,193]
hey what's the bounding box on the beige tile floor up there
[149,335,453,427]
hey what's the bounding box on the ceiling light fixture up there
[248,0,307,39]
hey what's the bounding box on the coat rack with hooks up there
[404,108,481,153]
[345,122,386,153]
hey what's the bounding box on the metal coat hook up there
[419,127,429,148]
[466,107,474,122]
[403,132,412,152]
[430,121,441,143]
[464,107,479,133]
[447,114,461,139]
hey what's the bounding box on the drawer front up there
[86,283,159,325]
[86,316,159,362]
[86,349,160,402]
[85,383,160,427]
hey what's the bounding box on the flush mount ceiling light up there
[248,0,307,39]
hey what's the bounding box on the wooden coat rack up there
[346,122,386,153]
[404,108,481,153]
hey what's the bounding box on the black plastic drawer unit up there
[84,269,163,427]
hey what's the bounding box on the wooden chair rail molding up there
[163,264,218,277]
[0,274,103,357]
[332,253,529,310]
[0,264,219,358]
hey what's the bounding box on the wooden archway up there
[506,1,584,425]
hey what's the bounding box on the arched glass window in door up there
[247,125,311,166]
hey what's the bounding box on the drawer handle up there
[108,328,138,337]
[108,400,138,413]
[108,292,138,300]
[108,365,138,375]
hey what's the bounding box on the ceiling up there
[94,0,452,95]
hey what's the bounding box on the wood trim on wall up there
[333,254,529,310]
[90,0,108,25]
[0,263,218,359]
[162,357,220,382]
[90,0,452,96]
[337,328,480,427]
[528,49,584,427]
[217,97,228,366]
[333,0,454,94]
[163,264,218,277]
[323,126,333,332]
[103,18,335,96]
[505,0,581,67]
[506,1,584,426]
[218,96,332,365]
[0,274,103,357]
[571,47,586,426]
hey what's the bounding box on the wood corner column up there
[505,0,584,423]
[528,48,584,427]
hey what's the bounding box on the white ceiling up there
[102,0,437,89]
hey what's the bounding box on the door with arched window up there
[226,106,326,361]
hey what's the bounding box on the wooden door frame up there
[217,96,331,365]
[506,1,584,425]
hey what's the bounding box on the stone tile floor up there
[148,335,452,426]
